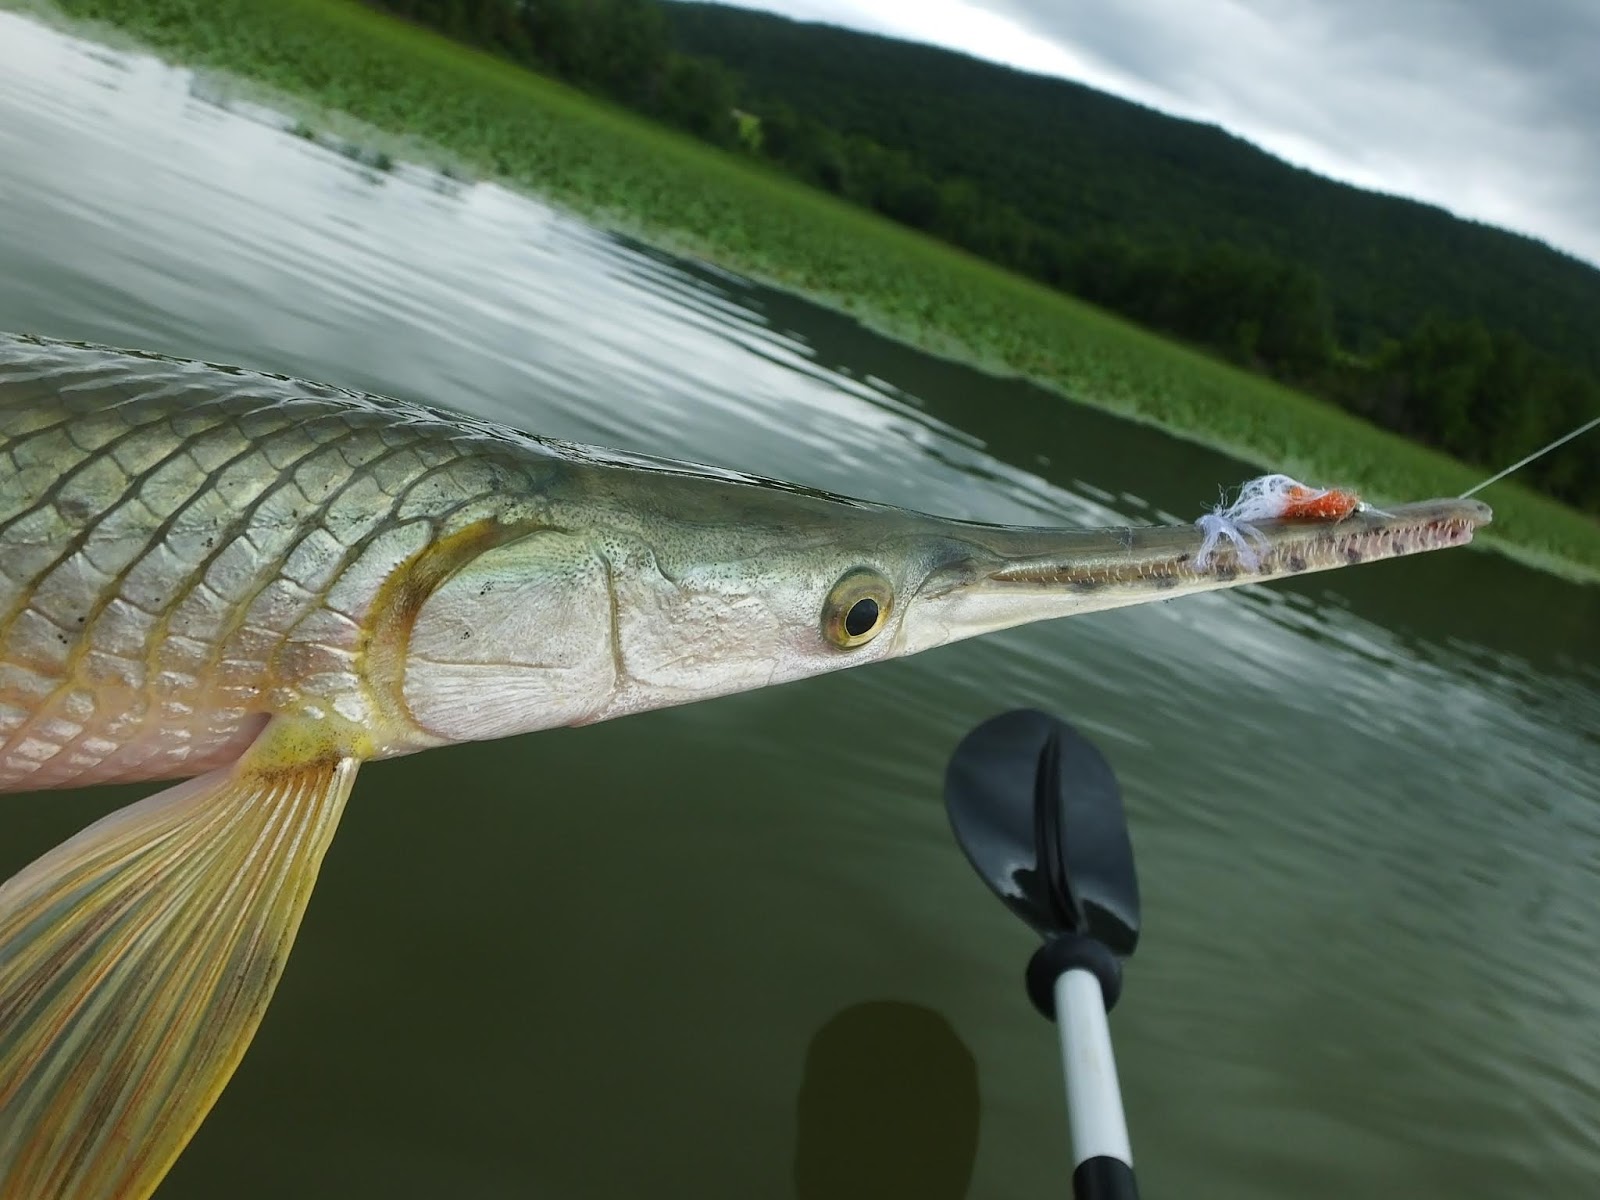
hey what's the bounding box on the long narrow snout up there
[987,497,1487,593]
[899,498,1491,652]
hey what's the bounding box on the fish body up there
[0,332,1491,1198]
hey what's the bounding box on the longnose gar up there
[0,331,1488,1198]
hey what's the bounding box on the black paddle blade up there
[944,709,1140,955]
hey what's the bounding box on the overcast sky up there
[707,0,1600,269]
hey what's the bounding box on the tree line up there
[365,0,1600,512]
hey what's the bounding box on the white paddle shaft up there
[1055,968,1133,1168]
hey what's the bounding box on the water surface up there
[2,12,1598,1198]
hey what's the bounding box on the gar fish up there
[0,331,1489,1198]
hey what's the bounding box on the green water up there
[2,13,1598,1198]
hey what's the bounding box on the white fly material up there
[1193,474,1348,572]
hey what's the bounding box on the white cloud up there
[703,0,1147,94]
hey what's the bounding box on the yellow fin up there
[0,721,359,1200]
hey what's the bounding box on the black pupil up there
[844,597,880,637]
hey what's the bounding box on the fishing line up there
[1459,414,1600,498]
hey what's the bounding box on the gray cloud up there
[972,0,1600,264]
[720,0,1598,265]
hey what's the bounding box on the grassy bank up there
[12,0,1600,581]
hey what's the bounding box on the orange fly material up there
[1279,486,1362,521]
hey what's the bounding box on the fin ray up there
[0,726,358,1199]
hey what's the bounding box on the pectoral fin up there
[0,720,359,1200]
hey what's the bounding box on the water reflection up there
[794,1003,979,1200]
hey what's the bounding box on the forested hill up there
[360,0,1598,511]
[665,2,1600,374]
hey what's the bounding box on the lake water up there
[2,11,1598,1198]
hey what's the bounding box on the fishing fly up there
[1193,474,1379,571]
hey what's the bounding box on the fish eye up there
[845,597,879,636]
[823,569,892,649]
